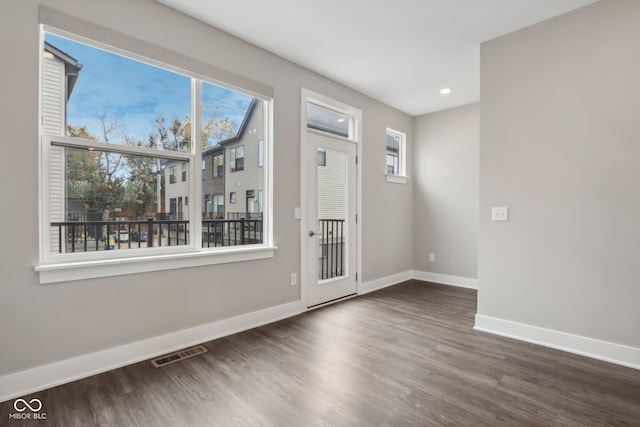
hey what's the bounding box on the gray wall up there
[413,104,479,278]
[479,0,640,347]
[0,0,413,376]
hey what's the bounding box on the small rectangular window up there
[169,166,177,184]
[230,146,244,172]
[386,128,406,177]
[230,192,236,204]
[204,194,211,217]
[182,163,187,182]
[212,194,224,218]
[317,148,326,166]
[307,102,351,138]
[213,153,224,177]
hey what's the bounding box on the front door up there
[304,130,357,307]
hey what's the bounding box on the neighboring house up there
[42,41,82,252]
[202,145,225,218]
[164,161,189,220]
[222,98,264,220]
[164,98,264,222]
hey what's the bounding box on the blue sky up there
[45,33,252,148]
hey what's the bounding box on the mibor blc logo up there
[8,398,47,420]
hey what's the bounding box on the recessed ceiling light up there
[337,118,346,123]
[440,87,453,95]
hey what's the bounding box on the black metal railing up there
[226,212,263,220]
[318,219,345,280]
[202,218,263,247]
[51,218,189,253]
[50,217,262,253]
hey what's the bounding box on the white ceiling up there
[154,0,598,117]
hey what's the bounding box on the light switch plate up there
[492,206,509,221]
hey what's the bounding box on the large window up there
[39,28,272,279]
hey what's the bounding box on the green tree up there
[123,137,161,219]
[65,125,100,205]
[66,107,243,221]
[66,122,126,220]
[202,105,239,147]
[151,106,239,152]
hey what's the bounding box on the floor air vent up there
[151,345,208,368]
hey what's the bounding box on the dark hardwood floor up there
[2,280,639,426]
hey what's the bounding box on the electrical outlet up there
[492,206,509,221]
[290,273,297,286]
[429,253,436,262]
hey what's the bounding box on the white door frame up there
[300,88,362,311]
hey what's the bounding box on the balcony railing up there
[202,218,263,247]
[50,217,261,253]
[318,219,345,280]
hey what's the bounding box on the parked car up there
[109,230,129,243]
[131,231,148,242]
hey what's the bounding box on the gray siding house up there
[221,99,264,219]
[202,145,224,218]
[163,98,264,222]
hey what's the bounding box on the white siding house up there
[164,162,189,220]
[42,42,81,253]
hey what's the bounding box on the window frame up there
[37,25,276,284]
[385,128,408,184]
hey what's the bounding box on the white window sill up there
[385,174,408,184]
[36,246,277,284]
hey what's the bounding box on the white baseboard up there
[475,314,640,370]
[0,301,301,403]
[412,270,478,289]
[359,270,413,295]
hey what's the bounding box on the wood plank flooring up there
[2,280,639,426]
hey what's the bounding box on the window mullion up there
[192,78,203,249]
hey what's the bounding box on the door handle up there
[308,230,317,237]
